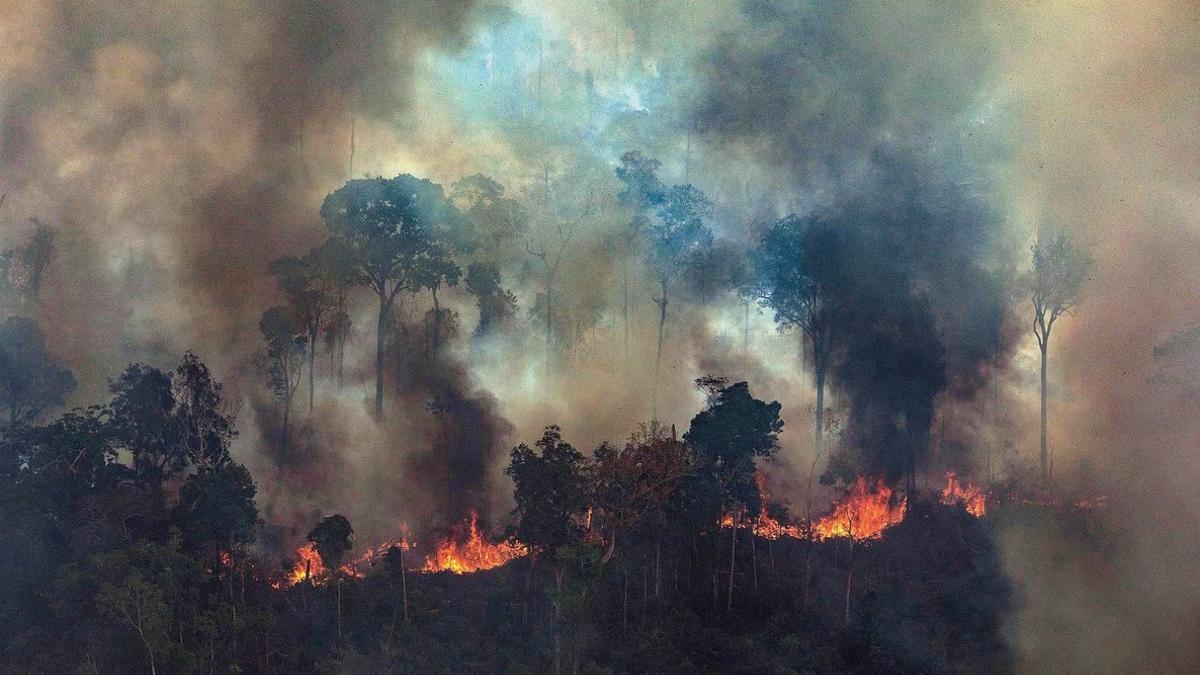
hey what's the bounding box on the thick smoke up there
[688,1,1018,483]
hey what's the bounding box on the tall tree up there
[749,214,845,571]
[615,151,666,367]
[1030,230,1093,483]
[321,175,462,419]
[685,378,782,611]
[268,240,342,415]
[514,179,595,373]
[646,184,712,417]
[259,307,306,447]
[0,316,76,428]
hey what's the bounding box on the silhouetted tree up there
[685,379,782,610]
[269,240,342,415]
[465,262,517,337]
[750,215,843,467]
[108,363,186,485]
[0,316,76,428]
[308,514,354,645]
[1030,230,1092,483]
[259,306,306,446]
[321,175,462,419]
[507,425,592,674]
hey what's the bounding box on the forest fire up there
[751,473,802,540]
[814,476,907,541]
[421,511,528,574]
[275,543,326,588]
[940,470,987,516]
[273,514,525,587]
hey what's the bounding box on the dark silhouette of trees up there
[259,306,306,445]
[506,425,592,674]
[750,215,843,469]
[684,378,782,610]
[321,175,462,419]
[1030,230,1093,483]
[268,240,343,416]
[465,262,517,337]
[308,514,354,645]
[0,316,76,428]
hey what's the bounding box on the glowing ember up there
[814,476,907,541]
[421,511,527,574]
[940,470,987,516]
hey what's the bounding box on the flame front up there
[814,476,907,541]
[940,470,986,516]
[421,512,527,574]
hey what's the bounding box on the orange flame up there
[420,512,527,574]
[814,476,907,541]
[940,470,987,516]
[751,473,802,540]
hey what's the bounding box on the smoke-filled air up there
[1,1,1197,672]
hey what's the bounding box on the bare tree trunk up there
[375,293,387,420]
[553,567,563,675]
[727,511,737,611]
[308,332,316,416]
[751,528,758,594]
[652,279,668,420]
[843,561,854,626]
[1040,342,1049,484]
[654,536,661,598]
[401,548,409,625]
[336,577,343,649]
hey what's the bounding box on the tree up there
[750,215,843,468]
[321,175,462,419]
[646,184,712,417]
[172,352,237,470]
[308,514,354,646]
[465,262,517,338]
[259,307,306,446]
[1030,230,1093,483]
[0,316,76,428]
[514,179,596,373]
[268,240,341,416]
[684,379,782,610]
[749,214,845,597]
[108,363,186,485]
[615,151,666,366]
[175,462,258,560]
[506,426,593,674]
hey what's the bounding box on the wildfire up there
[420,511,528,574]
[814,476,907,541]
[940,470,987,516]
[751,473,802,540]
